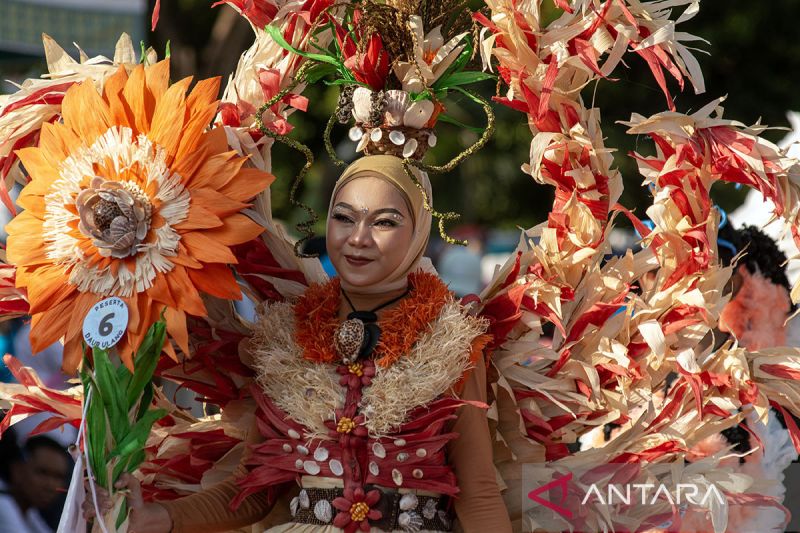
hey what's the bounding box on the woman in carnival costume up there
[6,1,800,533]
[101,155,514,532]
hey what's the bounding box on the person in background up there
[0,432,70,533]
[0,320,21,383]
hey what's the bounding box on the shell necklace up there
[334,288,410,364]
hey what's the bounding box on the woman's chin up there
[337,271,380,288]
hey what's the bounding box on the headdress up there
[259,0,496,253]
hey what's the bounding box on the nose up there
[347,220,374,248]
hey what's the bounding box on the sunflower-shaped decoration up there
[6,60,274,372]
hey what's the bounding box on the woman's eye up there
[333,213,354,224]
[374,219,398,228]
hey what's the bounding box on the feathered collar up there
[293,271,451,368]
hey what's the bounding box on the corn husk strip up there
[0,355,83,437]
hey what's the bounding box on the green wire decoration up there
[407,91,494,245]
[254,62,320,258]
[325,113,348,168]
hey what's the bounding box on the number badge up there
[82,298,129,350]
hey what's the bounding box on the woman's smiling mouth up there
[345,255,374,266]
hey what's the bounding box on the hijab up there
[328,155,433,295]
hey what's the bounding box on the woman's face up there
[327,176,414,288]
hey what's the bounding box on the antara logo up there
[527,472,727,521]
[581,483,726,507]
[527,472,574,519]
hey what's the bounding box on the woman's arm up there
[158,467,273,532]
[153,419,275,533]
[447,354,513,533]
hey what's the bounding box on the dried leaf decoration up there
[5,60,275,372]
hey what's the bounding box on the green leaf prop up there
[434,71,496,90]
[305,63,339,84]
[81,319,169,528]
[264,25,342,67]
[437,113,485,133]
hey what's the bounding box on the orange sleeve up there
[447,353,513,533]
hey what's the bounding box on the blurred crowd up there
[0,321,74,533]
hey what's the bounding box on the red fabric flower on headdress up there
[334,17,390,91]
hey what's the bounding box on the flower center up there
[348,362,364,377]
[76,177,153,259]
[337,417,356,434]
[350,501,369,522]
[92,200,124,231]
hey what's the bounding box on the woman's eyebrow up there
[373,208,405,217]
[333,203,405,218]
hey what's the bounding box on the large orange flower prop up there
[6,60,274,372]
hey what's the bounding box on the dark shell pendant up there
[334,311,381,364]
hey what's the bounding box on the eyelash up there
[332,213,353,224]
[375,219,398,228]
[332,214,399,228]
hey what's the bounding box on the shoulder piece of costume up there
[250,271,487,438]
[234,272,489,509]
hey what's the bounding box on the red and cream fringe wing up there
[476,1,800,531]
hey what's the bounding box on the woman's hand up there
[82,473,173,533]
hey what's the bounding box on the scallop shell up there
[296,445,309,456]
[314,447,329,462]
[303,460,321,475]
[399,494,418,511]
[370,128,384,142]
[422,499,437,520]
[389,130,406,146]
[290,496,300,517]
[402,138,418,158]
[398,511,423,531]
[373,442,386,459]
[438,510,452,529]
[384,90,411,126]
[427,133,437,147]
[348,126,364,141]
[314,499,333,523]
[329,459,344,476]
[299,489,310,509]
[392,468,404,486]
[351,87,373,123]
[403,100,434,129]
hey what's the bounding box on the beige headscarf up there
[328,155,433,294]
